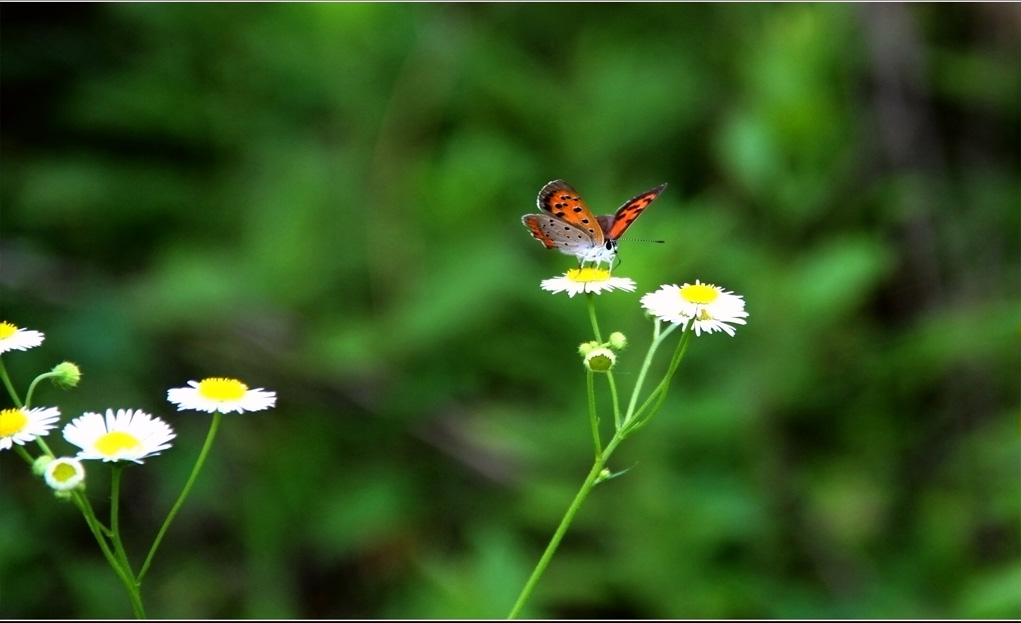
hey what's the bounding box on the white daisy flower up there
[540,267,637,298]
[167,377,277,414]
[63,409,176,463]
[44,457,87,492]
[0,322,45,353]
[0,406,61,451]
[640,280,749,336]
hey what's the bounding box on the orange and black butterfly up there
[521,179,666,266]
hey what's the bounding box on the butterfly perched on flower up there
[521,179,667,266]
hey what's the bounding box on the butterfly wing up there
[536,180,605,247]
[603,183,667,241]
[521,213,603,257]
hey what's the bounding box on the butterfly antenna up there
[621,236,666,244]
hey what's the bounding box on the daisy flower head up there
[167,377,277,414]
[0,406,61,451]
[541,267,637,298]
[0,322,45,353]
[641,280,748,336]
[63,409,175,463]
[43,457,87,492]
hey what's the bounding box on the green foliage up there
[2,3,1018,618]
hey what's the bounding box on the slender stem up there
[109,465,136,577]
[0,357,24,407]
[605,371,622,431]
[33,436,55,458]
[74,489,147,618]
[507,309,696,617]
[585,371,602,457]
[585,294,602,342]
[138,411,222,582]
[620,322,677,428]
[14,444,35,466]
[627,324,691,433]
[507,433,625,619]
[24,372,55,409]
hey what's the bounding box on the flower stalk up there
[508,278,746,617]
[1,322,277,619]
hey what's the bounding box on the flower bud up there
[583,347,616,372]
[43,457,86,492]
[51,362,82,388]
[32,455,54,476]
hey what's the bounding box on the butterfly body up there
[522,179,666,266]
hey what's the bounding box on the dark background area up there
[1,3,1018,618]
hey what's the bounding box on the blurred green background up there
[1,3,1018,618]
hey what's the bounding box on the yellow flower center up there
[680,283,718,304]
[0,408,27,436]
[198,377,248,401]
[95,431,142,456]
[566,267,612,283]
[0,322,17,340]
[51,461,80,483]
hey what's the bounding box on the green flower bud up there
[44,457,86,492]
[32,455,54,476]
[51,362,82,388]
[583,347,616,372]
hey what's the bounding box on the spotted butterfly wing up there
[601,183,668,242]
[521,180,607,258]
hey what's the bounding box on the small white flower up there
[0,322,45,353]
[167,377,277,414]
[541,268,637,298]
[44,457,86,492]
[63,409,176,463]
[641,280,748,336]
[0,407,61,450]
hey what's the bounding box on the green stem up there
[585,294,602,342]
[605,371,622,431]
[0,357,24,407]
[73,489,146,617]
[33,436,55,458]
[620,321,677,429]
[507,433,625,619]
[627,324,692,434]
[24,371,55,409]
[138,411,222,582]
[109,465,136,576]
[507,309,696,617]
[586,371,602,457]
[14,444,35,466]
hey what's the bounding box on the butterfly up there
[521,179,667,266]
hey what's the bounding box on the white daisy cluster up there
[535,269,748,337]
[1,321,279,503]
